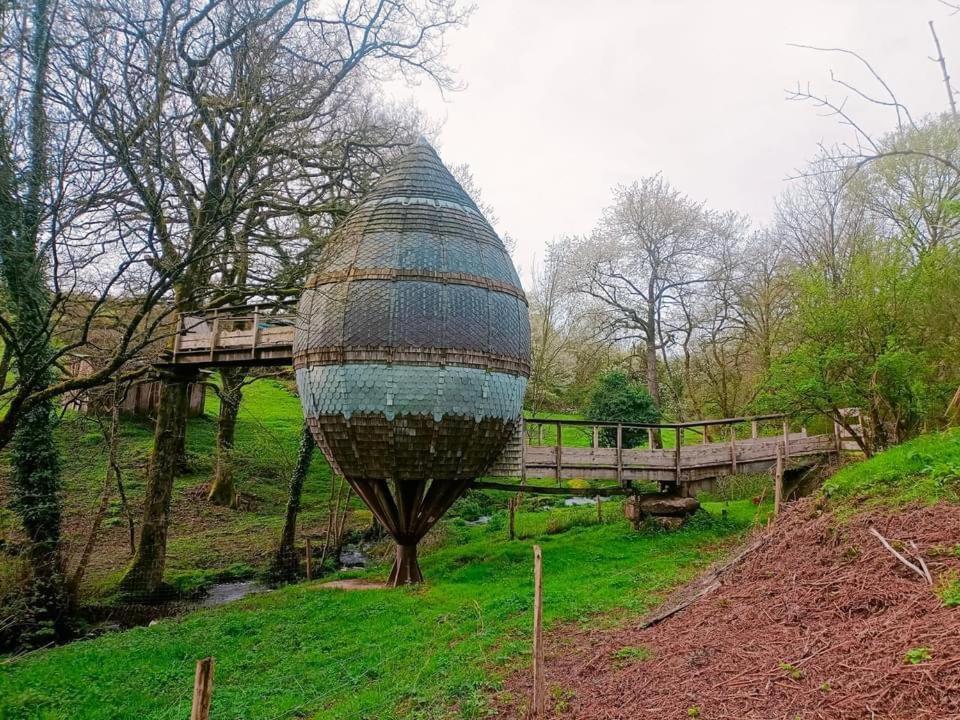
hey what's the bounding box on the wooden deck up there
[161,303,296,367]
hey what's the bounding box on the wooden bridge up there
[158,303,849,493]
[484,415,846,495]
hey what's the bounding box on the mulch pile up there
[499,500,960,719]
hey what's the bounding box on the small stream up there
[196,580,267,608]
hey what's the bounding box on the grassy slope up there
[0,500,762,720]
[0,379,340,597]
[824,427,960,507]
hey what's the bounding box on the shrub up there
[585,371,659,447]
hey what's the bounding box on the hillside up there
[0,498,763,718]
[498,430,960,718]
[1,380,341,599]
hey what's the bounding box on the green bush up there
[585,371,658,447]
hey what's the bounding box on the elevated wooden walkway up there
[486,415,843,493]
[158,305,848,493]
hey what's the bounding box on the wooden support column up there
[751,420,759,439]
[702,424,709,445]
[774,441,784,515]
[647,427,654,448]
[782,418,790,458]
[592,425,599,449]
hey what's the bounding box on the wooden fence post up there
[531,545,545,718]
[751,420,758,439]
[646,427,654,448]
[782,418,790,458]
[190,657,215,720]
[305,537,312,581]
[592,425,599,449]
[774,442,784,516]
[702,424,709,445]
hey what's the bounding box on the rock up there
[625,494,700,529]
[652,516,685,530]
[634,495,700,517]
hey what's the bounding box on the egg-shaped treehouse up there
[294,139,530,586]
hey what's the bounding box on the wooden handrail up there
[522,413,787,431]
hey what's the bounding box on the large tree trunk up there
[119,371,192,598]
[208,367,245,506]
[269,422,314,583]
[645,315,663,448]
[11,394,66,645]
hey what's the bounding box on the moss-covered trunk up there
[208,367,245,506]
[119,371,192,597]
[269,422,314,583]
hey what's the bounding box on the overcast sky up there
[389,0,960,280]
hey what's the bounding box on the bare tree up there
[775,151,870,283]
[526,242,577,414]
[565,175,734,437]
[46,0,467,597]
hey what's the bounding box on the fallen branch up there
[868,528,932,585]
[640,533,770,629]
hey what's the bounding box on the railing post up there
[555,421,562,485]
[702,423,709,445]
[751,420,759,439]
[251,310,261,357]
[646,427,654,448]
[782,418,790,458]
[616,424,623,486]
[729,425,738,474]
[172,313,183,359]
[674,426,682,485]
[592,425,599,449]
[209,316,221,363]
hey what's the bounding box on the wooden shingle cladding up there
[294,139,530,585]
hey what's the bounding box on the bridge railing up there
[168,302,297,365]
[518,414,825,487]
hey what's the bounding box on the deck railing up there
[167,302,296,366]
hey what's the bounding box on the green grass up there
[0,500,763,720]
[1,377,341,599]
[823,428,960,507]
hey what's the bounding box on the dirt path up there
[498,500,960,719]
